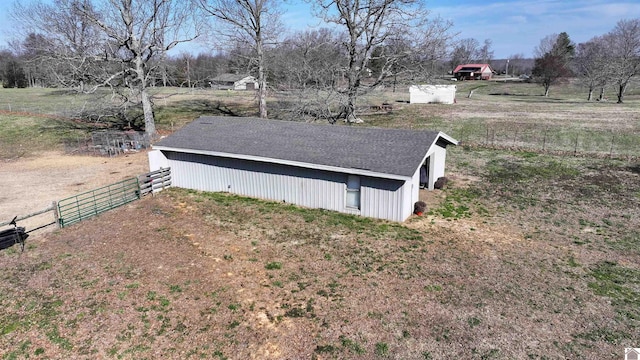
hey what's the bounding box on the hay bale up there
[434,177,449,189]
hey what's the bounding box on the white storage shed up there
[409,85,457,104]
[149,116,457,222]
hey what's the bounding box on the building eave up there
[152,145,413,182]
[437,132,459,146]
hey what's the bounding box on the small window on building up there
[346,175,360,209]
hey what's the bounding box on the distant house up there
[210,74,257,90]
[453,64,494,80]
[149,116,458,222]
[409,85,457,104]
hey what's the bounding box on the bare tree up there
[0,49,28,88]
[532,32,575,96]
[369,17,453,90]
[12,0,201,137]
[197,0,283,119]
[413,16,454,77]
[270,28,343,90]
[574,36,610,101]
[11,0,105,90]
[449,38,478,71]
[476,39,494,64]
[77,0,201,138]
[311,0,449,122]
[506,53,529,76]
[10,33,54,87]
[605,19,640,104]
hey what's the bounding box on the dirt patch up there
[1,183,632,359]
[0,151,149,231]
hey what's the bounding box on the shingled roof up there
[153,116,457,180]
[211,73,254,82]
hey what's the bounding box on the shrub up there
[434,177,449,189]
[414,201,427,215]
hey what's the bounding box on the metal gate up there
[57,177,140,227]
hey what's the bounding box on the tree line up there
[1,0,638,137]
[532,19,640,103]
[0,0,462,136]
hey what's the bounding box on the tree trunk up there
[345,62,359,122]
[258,61,267,119]
[345,72,358,123]
[617,83,625,103]
[599,87,605,101]
[544,85,550,97]
[141,89,156,138]
[135,54,156,139]
[587,88,593,101]
[392,73,397,93]
[257,38,267,118]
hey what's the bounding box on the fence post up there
[610,132,615,158]
[52,201,61,229]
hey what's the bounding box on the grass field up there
[0,81,639,358]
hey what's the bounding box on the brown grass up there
[1,83,639,359]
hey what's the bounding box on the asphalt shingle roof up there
[211,74,253,82]
[154,116,449,178]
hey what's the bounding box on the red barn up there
[453,64,494,80]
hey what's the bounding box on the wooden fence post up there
[52,201,61,229]
[609,132,615,158]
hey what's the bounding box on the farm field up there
[0,82,639,359]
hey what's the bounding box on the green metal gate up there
[57,177,140,227]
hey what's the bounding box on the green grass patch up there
[605,231,640,254]
[588,261,640,327]
[0,114,86,158]
[184,189,423,241]
[340,335,366,355]
[374,342,389,357]
[265,262,282,270]
[429,188,483,219]
[486,157,579,184]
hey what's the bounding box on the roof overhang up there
[437,131,458,146]
[152,145,414,182]
[415,132,458,172]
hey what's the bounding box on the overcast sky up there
[1,0,639,59]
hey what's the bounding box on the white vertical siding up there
[148,150,169,171]
[429,145,447,187]
[163,151,414,222]
[166,152,346,213]
[409,85,456,104]
[360,177,408,222]
[406,167,421,218]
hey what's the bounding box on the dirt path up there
[0,150,150,231]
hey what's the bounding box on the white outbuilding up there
[409,85,457,104]
[210,74,257,90]
[149,116,457,222]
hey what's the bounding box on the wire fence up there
[3,100,638,160]
[0,102,82,120]
[452,124,640,160]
